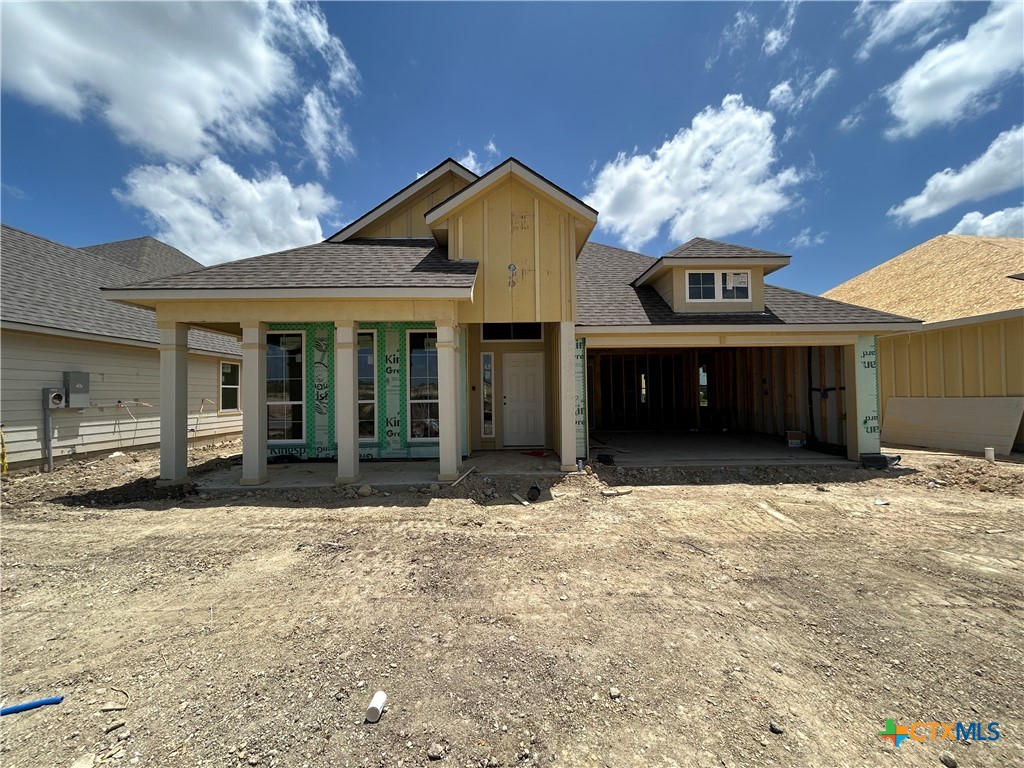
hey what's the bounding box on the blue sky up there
[2,1,1022,295]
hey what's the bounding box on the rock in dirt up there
[769,721,784,735]
[771,662,783,674]
[939,753,958,768]
[357,485,373,497]
[609,687,621,700]
[70,756,98,768]
[427,742,445,760]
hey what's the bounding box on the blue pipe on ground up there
[1,696,64,716]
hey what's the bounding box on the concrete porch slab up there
[194,449,564,490]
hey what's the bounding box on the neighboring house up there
[105,157,919,486]
[0,225,242,467]
[824,235,1024,455]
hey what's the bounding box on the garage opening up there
[587,346,851,461]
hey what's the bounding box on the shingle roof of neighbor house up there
[577,242,919,326]
[664,237,791,260]
[823,235,1024,323]
[81,236,199,279]
[0,224,239,354]
[112,239,478,290]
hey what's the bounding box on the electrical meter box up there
[63,371,90,408]
[43,387,66,409]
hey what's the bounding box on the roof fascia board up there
[916,307,1024,331]
[633,256,791,287]
[326,159,478,242]
[104,286,476,302]
[0,321,240,357]
[577,321,921,335]
[425,159,598,227]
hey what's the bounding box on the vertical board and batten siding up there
[349,174,470,239]
[879,314,1024,446]
[0,330,242,466]
[451,177,574,324]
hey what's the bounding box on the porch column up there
[335,322,360,483]
[437,321,461,481]
[558,321,577,471]
[240,321,268,485]
[157,322,189,485]
[844,335,881,461]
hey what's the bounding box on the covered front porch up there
[155,317,581,487]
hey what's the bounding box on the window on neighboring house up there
[687,270,751,301]
[408,331,439,439]
[358,331,376,440]
[481,352,494,438]
[220,362,240,411]
[267,332,304,441]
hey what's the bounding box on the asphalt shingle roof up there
[81,236,199,278]
[577,241,919,326]
[1,224,239,354]
[664,237,792,260]
[114,239,477,290]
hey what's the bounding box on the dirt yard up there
[1,443,1021,768]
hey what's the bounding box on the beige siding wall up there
[451,178,575,324]
[1,330,242,466]
[879,314,1024,445]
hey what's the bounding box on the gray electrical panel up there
[63,371,90,408]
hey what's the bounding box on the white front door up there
[503,352,544,446]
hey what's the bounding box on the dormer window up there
[687,270,750,302]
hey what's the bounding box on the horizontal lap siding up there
[1,331,242,465]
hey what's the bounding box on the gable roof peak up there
[326,157,478,243]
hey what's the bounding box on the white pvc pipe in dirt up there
[984,447,996,463]
[365,690,387,723]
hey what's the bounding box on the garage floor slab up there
[588,431,851,467]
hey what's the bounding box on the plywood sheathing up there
[823,235,1024,323]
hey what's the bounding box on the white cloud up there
[888,125,1024,224]
[763,1,799,56]
[706,10,759,69]
[115,156,337,265]
[457,141,501,176]
[2,182,27,200]
[790,227,827,248]
[838,104,867,132]
[853,0,956,61]
[883,2,1024,139]
[768,67,839,114]
[458,150,483,175]
[585,95,805,251]
[301,86,354,176]
[0,1,359,162]
[950,206,1024,237]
